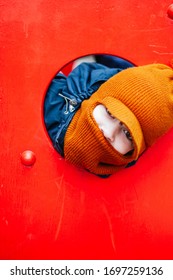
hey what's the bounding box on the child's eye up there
[106,108,115,119]
[123,129,133,142]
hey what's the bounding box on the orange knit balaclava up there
[64,64,173,175]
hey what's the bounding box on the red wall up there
[1,0,173,259]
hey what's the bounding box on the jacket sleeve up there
[61,62,123,103]
[44,62,133,156]
[44,72,67,142]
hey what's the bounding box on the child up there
[44,57,173,176]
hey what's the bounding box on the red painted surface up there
[1,0,173,260]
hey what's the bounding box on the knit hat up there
[64,64,173,175]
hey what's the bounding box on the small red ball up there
[167,4,173,19]
[20,150,36,166]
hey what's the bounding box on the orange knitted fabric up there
[64,64,173,175]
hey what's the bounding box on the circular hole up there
[43,54,135,175]
[43,54,135,148]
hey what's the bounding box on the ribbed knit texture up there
[64,64,173,175]
[92,64,173,147]
[64,101,137,175]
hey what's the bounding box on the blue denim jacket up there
[44,57,135,170]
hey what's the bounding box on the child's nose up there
[101,123,119,142]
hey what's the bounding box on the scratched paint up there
[0,0,173,260]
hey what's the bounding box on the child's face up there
[93,104,134,155]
